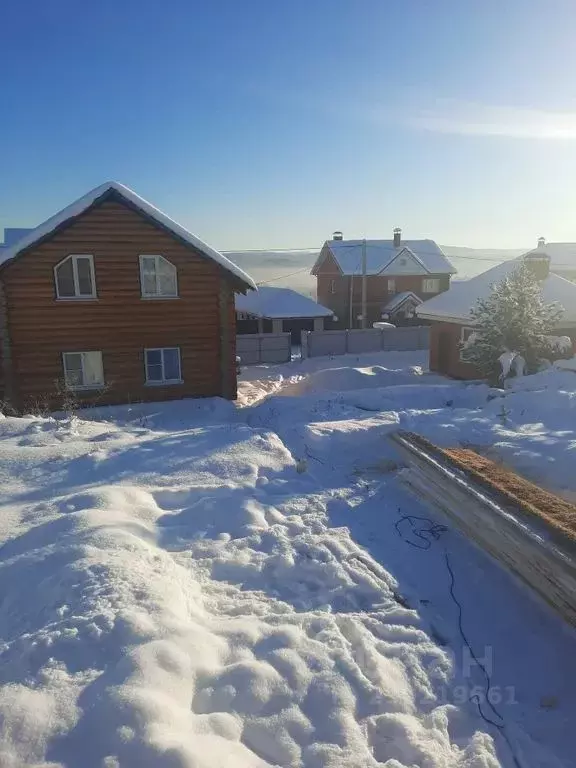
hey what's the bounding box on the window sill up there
[141,295,180,300]
[145,380,184,387]
[66,384,105,391]
[56,297,98,302]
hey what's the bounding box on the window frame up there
[62,350,104,390]
[144,347,183,385]
[139,254,179,299]
[422,277,441,294]
[54,254,97,300]
[387,278,396,293]
[329,279,336,294]
[459,327,475,362]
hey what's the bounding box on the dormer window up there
[139,255,178,298]
[54,255,96,299]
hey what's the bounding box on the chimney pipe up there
[524,251,550,281]
[332,231,343,241]
[537,236,546,249]
[393,227,401,247]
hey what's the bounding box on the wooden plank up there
[391,431,576,627]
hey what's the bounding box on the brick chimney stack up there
[393,228,402,247]
[524,251,550,281]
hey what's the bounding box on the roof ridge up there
[0,182,256,289]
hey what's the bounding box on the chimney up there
[537,236,546,249]
[393,227,402,247]
[332,231,343,241]
[524,251,550,281]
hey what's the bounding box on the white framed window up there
[145,347,182,385]
[423,278,441,293]
[54,255,96,299]
[329,279,336,294]
[62,351,104,389]
[459,327,475,362]
[139,255,178,298]
[387,278,396,293]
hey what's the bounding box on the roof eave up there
[416,311,471,324]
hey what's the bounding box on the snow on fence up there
[301,326,430,359]
[392,431,576,628]
[236,333,292,365]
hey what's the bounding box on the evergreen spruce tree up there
[460,262,564,381]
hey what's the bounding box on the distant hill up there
[441,246,525,279]
[224,246,527,296]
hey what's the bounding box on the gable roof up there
[312,239,455,276]
[416,257,576,324]
[235,286,333,319]
[0,182,256,290]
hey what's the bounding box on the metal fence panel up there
[346,329,383,354]
[302,326,430,358]
[236,333,292,365]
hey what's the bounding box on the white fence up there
[301,326,430,359]
[236,333,292,365]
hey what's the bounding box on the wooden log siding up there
[1,199,239,409]
[391,431,576,628]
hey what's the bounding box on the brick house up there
[311,229,455,328]
[417,252,576,379]
[0,181,255,411]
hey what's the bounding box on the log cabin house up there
[311,229,455,328]
[0,182,255,411]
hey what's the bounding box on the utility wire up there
[394,512,523,768]
[255,267,313,285]
[232,249,576,268]
[238,245,576,287]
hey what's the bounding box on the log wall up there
[0,197,238,409]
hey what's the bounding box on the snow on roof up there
[317,239,455,276]
[416,257,576,323]
[382,291,422,312]
[235,286,333,319]
[525,242,576,271]
[2,228,34,247]
[0,182,256,290]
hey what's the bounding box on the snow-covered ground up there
[1,352,576,767]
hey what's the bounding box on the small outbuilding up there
[235,286,334,343]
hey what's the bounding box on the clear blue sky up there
[2,0,576,250]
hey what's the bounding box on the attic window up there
[139,255,178,298]
[54,255,96,299]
